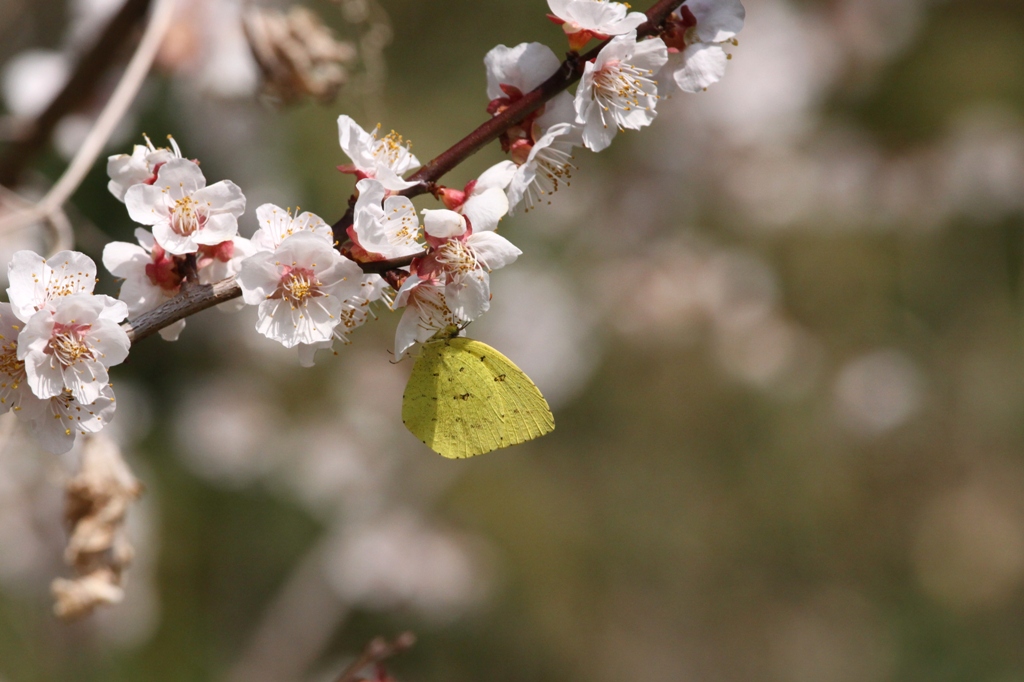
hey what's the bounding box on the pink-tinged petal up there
[256,295,342,347]
[422,209,466,239]
[475,161,516,192]
[125,183,170,226]
[546,0,573,19]
[153,158,206,197]
[7,251,50,321]
[469,232,521,271]
[337,115,375,168]
[632,36,669,72]
[297,341,332,367]
[393,307,422,360]
[373,166,418,192]
[135,227,156,251]
[193,212,239,245]
[158,319,186,342]
[674,42,728,93]
[484,43,561,100]
[534,91,579,137]
[193,180,246,217]
[462,188,509,233]
[393,273,423,309]
[94,295,129,323]
[447,270,490,322]
[318,256,364,302]
[65,361,109,405]
[153,221,198,255]
[118,275,167,316]
[275,230,336,267]
[106,146,151,202]
[89,319,131,366]
[24,352,64,400]
[581,107,617,152]
[593,32,638,67]
[102,241,148,278]
[574,64,598,125]
[688,0,746,42]
[237,251,282,304]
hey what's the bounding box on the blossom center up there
[170,195,207,236]
[375,130,412,168]
[146,243,184,292]
[593,59,657,119]
[0,339,25,383]
[436,240,478,278]
[275,266,322,306]
[48,323,94,367]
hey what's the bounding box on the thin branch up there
[123,278,240,344]
[0,0,178,239]
[0,0,153,187]
[329,0,686,240]
[121,0,685,346]
[334,633,416,682]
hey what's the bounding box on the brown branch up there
[120,256,419,343]
[0,0,153,187]
[329,0,685,242]
[123,278,241,344]
[334,632,416,682]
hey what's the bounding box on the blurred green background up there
[3,0,1024,681]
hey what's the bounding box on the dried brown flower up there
[51,434,143,620]
[243,6,358,105]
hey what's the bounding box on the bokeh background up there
[2,0,1024,680]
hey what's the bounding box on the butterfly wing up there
[456,339,555,447]
[403,337,507,458]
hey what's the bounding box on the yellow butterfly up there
[402,326,555,458]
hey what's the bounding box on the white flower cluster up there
[0,251,128,454]
[0,0,746,454]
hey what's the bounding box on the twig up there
[0,0,178,238]
[334,632,416,682]
[0,0,153,187]
[123,277,241,344]
[329,0,686,241]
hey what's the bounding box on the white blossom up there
[17,293,130,405]
[351,178,423,260]
[0,302,33,413]
[7,249,98,322]
[337,115,420,191]
[106,134,184,202]
[19,385,117,455]
[440,163,515,233]
[392,212,524,355]
[547,0,647,51]
[393,276,456,360]
[574,32,668,152]
[251,203,335,253]
[237,231,364,349]
[662,0,745,93]
[506,123,578,213]
[296,273,388,367]
[103,229,182,318]
[125,158,246,256]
